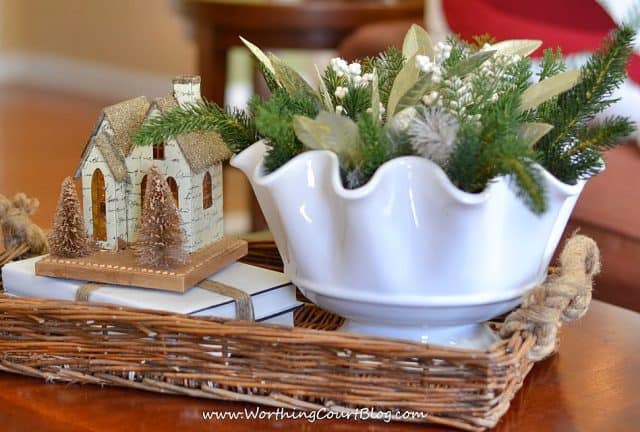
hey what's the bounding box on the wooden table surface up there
[0,300,638,432]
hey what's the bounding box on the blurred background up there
[0,0,254,236]
[0,0,638,310]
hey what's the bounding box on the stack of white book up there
[2,257,300,326]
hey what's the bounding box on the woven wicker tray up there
[0,237,600,431]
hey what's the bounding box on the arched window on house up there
[153,142,165,160]
[166,176,179,207]
[203,172,213,209]
[140,174,148,209]
[91,169,107,241]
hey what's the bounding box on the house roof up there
[103,96,150,156]
[75,92,230,183]
[94,131,128,182]
[152,96,231,173]
[74,96,150,182]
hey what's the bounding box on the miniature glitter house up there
[75,76,231,252]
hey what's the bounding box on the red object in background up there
[442,0,640,83]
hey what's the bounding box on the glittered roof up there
[103,96,149,156]
[150,96,231,173]
[94,131,128,182]
[75,96,150,182]
[75,89,229,182]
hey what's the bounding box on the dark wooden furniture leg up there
[196,26,227,106]
[197,26,266,229]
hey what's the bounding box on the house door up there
[140,174,148,209]
[92,169,107,241]
[166,176,179,207]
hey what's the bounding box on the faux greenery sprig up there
[531,26,636,183]
[135,100,258,154]
[250,89,319,172]
[134,24,636,215]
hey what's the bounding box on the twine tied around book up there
[500,234,601,361]
[75,280,255,321]
[198,280,255,321]
[76,283,102,302]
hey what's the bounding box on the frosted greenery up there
[134,25,636,215]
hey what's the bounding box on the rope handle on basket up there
[500,234,600,361]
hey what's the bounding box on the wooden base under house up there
[35,237,248,293]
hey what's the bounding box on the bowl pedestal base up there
[338,320,501,350]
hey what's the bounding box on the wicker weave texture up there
[0,238,598,431]
[0,297,534,431]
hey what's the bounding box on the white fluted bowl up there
[231,141,587,348]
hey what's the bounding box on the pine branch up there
[251,89,319,173]
[571,116,635,154]
[355,113,391,185]
[443,36,469,71]
[538,47,566,81]
[363,47,405,107]
[322,65,347,108]
[341,83,372,121]
[508,57,535,94]
[498,156,546,214]
[134,101,259,154]
[546,116,634,181]
[447,91,547,213]
[535,25,635,183]
[445,122,484,192]
[548,146,603,182]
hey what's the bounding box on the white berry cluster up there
[415,56,443,84]
[433,41,455,67]
[334,86,348,100]
[476,43,524,102]
[440,76,475,119]
[330,58,374,87]
[330,57,376,116]
[416,41,525,123]
[479,46,522,82]
[416,43,471,117]
[415,41,454,84]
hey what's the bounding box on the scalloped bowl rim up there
[232,140,588,205]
